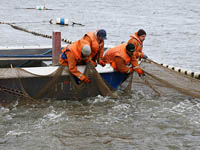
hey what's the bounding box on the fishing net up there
[0,63,117,106]
[1,58,200,107]
[127,59,200,99]
[2,20,199,99]
[68,63,118,99]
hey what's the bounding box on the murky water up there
[0,0,200,149]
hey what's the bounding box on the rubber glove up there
[134,68,145,76]
[98,60,106,67]
[82,76,90,83]
[128,68,134,74]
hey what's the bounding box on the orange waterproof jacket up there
[128,32,143,52]
[103,43,139,73]
[128,32,144,59]
[81,32,104,61]
[59,40,88,80]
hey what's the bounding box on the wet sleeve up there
[134,51,144,59]
[130,54,139,68]
[114,56,132,73]
[67,52,85,80]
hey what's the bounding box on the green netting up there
[130,59,200,99]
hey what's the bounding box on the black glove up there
[143,54,148,59]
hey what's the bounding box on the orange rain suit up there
[103,43,140,74]
[128,32,144,60]
[59,40,89,81]
[81,32,104,64]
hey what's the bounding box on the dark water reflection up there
[0,0,200,149]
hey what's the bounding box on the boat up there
[0,45,53,68]
[0,44,129,103]
[1,45,200,103]
[0,44,113,68]
[0,63,128,102]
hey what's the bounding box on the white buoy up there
[167,65,174,70]
[194,72,200,79]
[174,67,181,72]
[56,18,70,25]
[36,5,46,10]
[180,69,188,75]
[159,62,199,79]
[186,70,194,77]
[162,64,168,68]
[49,18,85,26]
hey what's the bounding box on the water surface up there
[0,0,200,149]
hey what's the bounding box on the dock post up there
[52,31,61,65]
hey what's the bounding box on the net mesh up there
[129,59,200,99]
[1,59,200,107]
[68,63,118,99]
[8,63,117,103]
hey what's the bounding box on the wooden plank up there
[52,32,61,65]
[0,57,52,61]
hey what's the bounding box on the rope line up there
[0,21,73,44]
[0,85,28,98]
[146,58,200,80]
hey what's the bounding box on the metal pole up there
[52,31,61,65]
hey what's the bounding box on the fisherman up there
[128,29,148,60]
[81,29,107,67]
[59,41,91,83]
[103,43,144,76]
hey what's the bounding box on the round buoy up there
[49,18,85,26]
[194,72,200,79]
[56,18,70,25]
[162,64,168,68]
[180,69,187,75]
[36,5,46,10]
[173,67,181,72]
[167,65,174,70]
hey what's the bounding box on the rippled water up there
[1,0,200,149]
